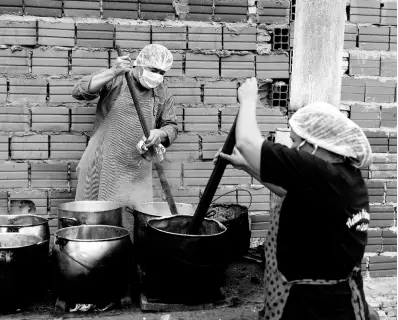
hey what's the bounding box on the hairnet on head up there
[289,102,372,168]
[133,44,173,72]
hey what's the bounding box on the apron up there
[258,200,369,320]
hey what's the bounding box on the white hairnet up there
[133,44,173,72]
[289,102,372,168]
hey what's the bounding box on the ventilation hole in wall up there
[291,0,296,21]
[272,27,290,51]
[271,82,289,108]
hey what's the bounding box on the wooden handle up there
[187,115,237,234]
[116,46,179,216]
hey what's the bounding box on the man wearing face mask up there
[71,44,178,210]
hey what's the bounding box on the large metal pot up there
[57,201,123,229]
[0,214,50,252]
[52,225,132,304]
[128,202,195,265]
[0,233,48,311]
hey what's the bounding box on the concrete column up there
[290,0,346,110]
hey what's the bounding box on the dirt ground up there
[0,259,396,320]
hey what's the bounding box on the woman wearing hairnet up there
[215,77,378,320]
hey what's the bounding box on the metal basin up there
[52,225,132,304]
[0,214,50,252]
[0,233,48,311]
[128,202,195,265]
[57,201,123,228]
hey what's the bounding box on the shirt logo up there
[346,209,370,232]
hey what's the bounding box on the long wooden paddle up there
[116,46,179,216]
[187,115,237,234]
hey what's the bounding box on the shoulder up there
[154,81,172,100]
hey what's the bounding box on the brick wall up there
[0,0,396,278]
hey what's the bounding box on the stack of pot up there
[52,201,132,306]
[0,214,50,312]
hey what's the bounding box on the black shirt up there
[260,141,369,281]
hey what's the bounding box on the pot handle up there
[59,217,80,228]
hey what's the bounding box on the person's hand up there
[238,77,258,106]
[145,129,166,148]
[110,55,131,77]
[213,147,249,171]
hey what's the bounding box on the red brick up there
[0,77,6,102]
[10,190,47,215]
[50,135,87,160]
[220,166,252,186]
[386,180,397,203]
[185,53,219,78]
[176,107,183,132]
[140,0,175,20]
[341,77,366,102]
[214,0,248,23]
[381,106,397,128]
[167,81,201,105]
[188,25,222,50]
[380,56,397,76]
[77,23,114,48]
[48,78,78,103]
[9,78,47,103]
[166,53,183,77]
[257,0,289,24]
[71,50,109,75]
[71,107,96,132]
[102,0,138,19]
[370,163,397,179]
[388,132,397,154]
[0,163,28,188]
[223,26,256,51]
[11,135,49,160]
[69,163,78,188]
[184,108,218,132]
[221,55,255,78]
[0,20,36,46]
[152,26,186,50]
[365,130,389,153]
[0,48,29,74]
[350,15,380,24]
[201,134,227,160]
[344,25,357,49]
[50,190,76,215]
[0,107,30,132]
[38,21,75,47]
[25,0,62,17]
[115,24,150,49]
[0,136,8,160]
[256,54,289,79]
[0,0,23,15]
[32,49,69,75]
[165,134,199,161]
[204,81,237,105]
[380,16,397,25]
[152,162,181,188]
[64,0,100,17]
[184,0,213,21]
[351,0,380,8]
[31,163,68,188]
[183,161,214,186]
[32,107,69,132]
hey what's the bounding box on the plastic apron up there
[258,201,369,320]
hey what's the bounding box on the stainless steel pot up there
[0,214,50,252]
[57,201,123,229]
[52,225,132,304]
[0,233,48,311]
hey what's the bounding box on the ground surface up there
[1,260,396,320]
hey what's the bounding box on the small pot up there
[0,214,50,252]
[57,201,123,229]
[0,233,48,311]
[52,225,132,304]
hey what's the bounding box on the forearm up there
[88,69,117,94]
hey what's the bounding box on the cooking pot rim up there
[57,201,123,213]
[54,225,130,242]
[147,214,227,238]
[0,214,48,228]
[0,232,43,249]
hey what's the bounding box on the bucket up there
[127,202,195,264]
[142,215,228,304]
[206,189,252,260]
[0,233,48,311]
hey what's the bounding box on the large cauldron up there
[0,233,48,311]
[0,214,50,252]
[128,202,195,265]
[52,225,132,304]
[57,201,123,228]
[142,215,228,303]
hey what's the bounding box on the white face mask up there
[138,67,164,89]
